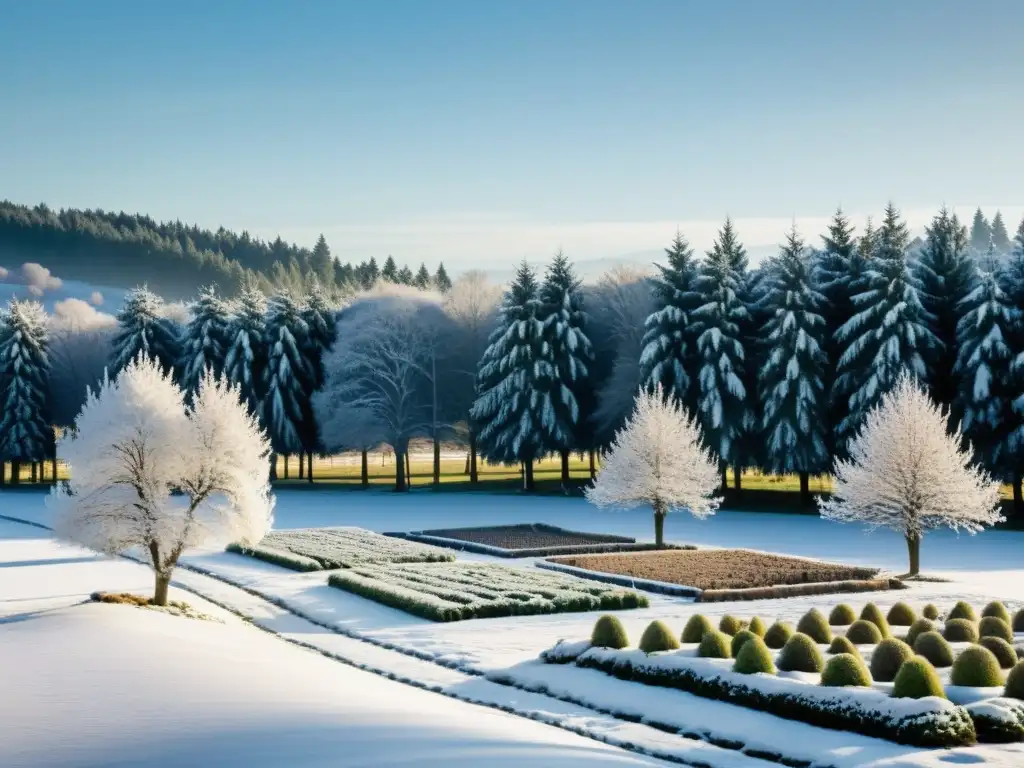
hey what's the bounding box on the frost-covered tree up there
[834,204,937,452]
[261,292,312,479]
[434,262,453,293]
[223,285,268,419]
[1005,217,1024,510]
[539,251,593,483]
[917,207,974,411]
[757,227,828,501]
[51,360,274,605]
[970,208,991,253]
[639,232,700,409]
[381,255,399,283]
[110,287,182,378]
[414,263,432,290]
[179,286,232,396]
[299,282,338,478]
[691,219,753,488]
[310,234,335,285]
[991,211,1011,253]
[586,385,720,546]
[0,300,52,483]
[397,265,414,285]
[819,374,1002,576]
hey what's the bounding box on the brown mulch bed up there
[419,523,635,550]
[547,549,880,591]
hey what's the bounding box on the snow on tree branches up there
[110,287,182,378]
[0,299,52,474]
[50,358,274,605]
[818,374,1003,576]
[261,292,312,469]
[179,285,232,395]
[223,284,268,417]
[586,385,720,546]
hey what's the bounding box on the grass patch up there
[89,592,216,621]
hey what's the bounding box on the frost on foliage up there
[261,292,312,457]
[301,280,338,393]
[223,285,268,417]
[0,299,52,463]
[50,358,273,602]
[1003,217,1024,457]
[757,228,829,474]
[110,287,182,378]
[586,385,721,526]
[179,285,233,396]
[818,374,1003,570]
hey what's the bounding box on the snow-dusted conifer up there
[298,282,337,475]
[1005,217,1024,509]
[179,285,232,396]
[586,385,720,546]
[819,374,1002,575]
[110,287,182,377]
[434,262,453,293]
[382,256,399,283]
[261,292,312,477]
[223,285,268,418]
[991,211,1011,253]
[0,300,52,480]
[414,263,432,290]
[639,232,700,408]
[757,227,828,500]
[970,208,992,253]
[51,360,273,605]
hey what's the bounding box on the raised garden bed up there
[388,523,691,558]
[326,560,648,621]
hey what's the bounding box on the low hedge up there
[965,698,1024,743]
[696,577,903,603]
[226,543,322,572]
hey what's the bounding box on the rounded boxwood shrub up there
[950,645,1004,687]
[1005,661,1024,700]
[869,637,915,683]
[905,618,936,648]
[731,629,758,658]
[948,601,977,622]
[922,603,940,621]
[591,615,630,649]
[719,614,745,635]
[829,603,857,626]
[982,601,1010,623]
[681,614,715,644]
[763,621,794,649]
[733,635,776,675]
[1013,608,1024,633]
[828,636,861,658]
[639,620,680,653]
[886,601,917,626]
[796,608,832,644]
[859,603,890,636]
[979,636,1018,669]
[748,616,766,637]
[697,630,732,659]
[979,616,1014,643]
[913,631,955,668]
[821,653,872,687]
[846,619,883,645]
[778,632,824,673]
[943,618,980,643]
[892,656,946,699]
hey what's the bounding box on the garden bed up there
[228,527,455,572]
[326,560,648,621]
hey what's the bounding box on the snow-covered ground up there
[5,489,1024,767]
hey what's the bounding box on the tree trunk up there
[905,533,921,577]
[1014,472,1023,517]
[53,457,58,482]
[799,471,810,506]
[560,449,570,485]
[469,432,479,484]
[10,460,20,486]
[153,571,172,607]
[395,447,407,492]
[720,466,728,494]
[524,460,535,492]
[283,455,289,480]
[406,452,412,488]
[0,463,6,487]
[307,452,314,483]
[588,450,596,480]
[361,449,369,487]
[269,453,278,481]
[298,451,304,479]
[31,462,38,483]
[654,506,666,547]
[733,466,742,493]
[433,438,441,486]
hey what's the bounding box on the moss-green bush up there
[943,618,979,643]
[1005,661,1024,700]
[905,618,936,648]
[697,630,732,659]
[892,656,946,699]
[979,636,1018,669]
[1013,608,1024,633]
[748,616,766,637]
[731,629,758,658]
[914,631,955,668]
[777,632,824,673]
[733,635,776,675]
[591,615,630,649]
[886,601,917,626]
[681,614,715,643]
[763,620,794,649]
[950,645,1004,687]
[718,614,745,635]
[796,608,832,644]
[948,601,977,622]
[979,616,1013,643]
[922,603,939,621]
[846,619,883,645]
[859,603,890,637]
[821,653,872,687]
[981,601,1010,623]
[639,620,680,653]
[828,603,857,626]
[869,637,915,683]
[828,635,861,657]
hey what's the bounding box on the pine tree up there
[414,263,431,289]
[835,203,938,450]
[397,265,414,285]
[757,227,828,502]
[538,251,593,483]
[0,300,52,484]
[1004,217,1024,511]
[691,218,752,487]
[471,262,552,491]
[363,257,380,288]
[638,232,700,408]
[223,285,268,419]
[917,207,974,412]
[310,234,335,284]
[110,287,182,377]
[991,211,1011,253]
[381,255,399,282]
[434,262,453,293]
[262,292,312,479]
[970,208,992,252]
[179,285,232,396]
[299,282,337,479]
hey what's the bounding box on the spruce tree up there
[262,292,312,479]
[414,263,431,289]
[835,204,938,450]
[691,218,752,487]
[299,282,337,479]
[970,208,992,252]
[381,255,399,283]
[471,262,552,491]
[991,211,1011,253]
[363,257,380,287]
[538,251,593,483]
[310,234,335,284]
[110,287,182,377]
[223,285,267,419]
[0,300,52,484]
[638,232,700,408]
[1004,217,1024,511]
[434,262,453,293]
[917,207,974,412]
[397,265,414,285]
[179,285,232,396]
[758,227,828,502]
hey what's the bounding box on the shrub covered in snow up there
[887,602,917,626]
[829,603,857,625]
[733,636,776,675]
[821,653,872,687]
[730,629,758,658]
[905,618,936,647]
[591,615,630,649]
[828,636,860,657]
[870,638,915,683]
[923,603,940,620]
[949,601,978,622]
[944,618,980,643]
[914,631,955,668]
[846,619,883,645]
[748,616,766,637]
[966,698,1024,743]
[681,614,715,643]
[982,601,1011,623]
[778,633,824,673]
[859,603,891,636]
[952,646,1005,688]
[892,657,945,699]
[764,621,794,649]
[639,620,680,653]
[979,637,1018,669]
[1006,662,1024,700]
[796,608,832,643]
[980,616,1014,643]
[718,614,745,635]
[698,630,732,659]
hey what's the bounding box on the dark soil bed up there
[419,523,634,549]
[547,549,880,591]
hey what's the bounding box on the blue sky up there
[2,0,1022,270]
